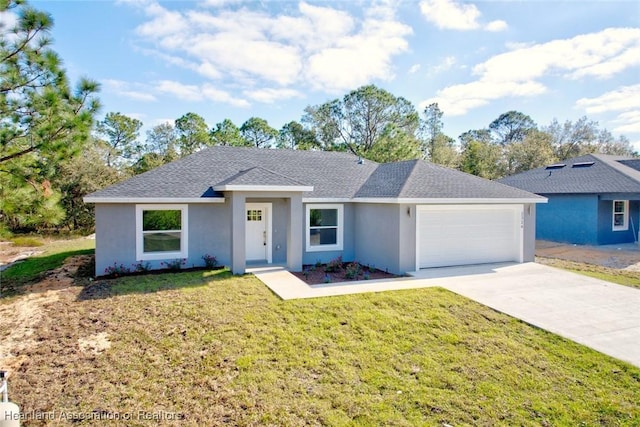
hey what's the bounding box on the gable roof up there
[498,154,640,194]
[85,146,543,203]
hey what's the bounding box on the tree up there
[459,130,505,179]
[0,0,100,232]
[420,103,458,166]
[506,129,557,175]
[366,125,421,163]
[209,118,247,147]
[302,85,420,159]
[489,111,537,145]
[175,112,210,155]
[95,112,142,168]
[277,121,318,150]
[144,122,178,164]
[545,116,636,159]
[55,137,123,230]
[240,117,278,148]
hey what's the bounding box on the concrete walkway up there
[249,263,640,367]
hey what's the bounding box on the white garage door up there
[417,205,523,268]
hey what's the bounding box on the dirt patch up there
[536,240,640,270]
[292,262,399,285]
[78,332,111,355]
[0,255,94,373]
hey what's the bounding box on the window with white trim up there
[306,204,343,252]
[612,200,629,231]
[136,205,188,260]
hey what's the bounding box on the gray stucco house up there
[84,146,544,276]
[499,154,640,245]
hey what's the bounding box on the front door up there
[245,203,271,262]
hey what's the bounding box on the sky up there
[19,0,640,149]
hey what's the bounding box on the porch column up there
[287,194,303,272]
[230,192,246,274]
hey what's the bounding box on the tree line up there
[0,0,635,234]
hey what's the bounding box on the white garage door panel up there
[418,206,521,268]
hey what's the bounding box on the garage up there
[417,205,523,268]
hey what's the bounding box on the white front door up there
[245,203,272,262]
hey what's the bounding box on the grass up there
[9,236,45,247]
[537,257,640,290]
[6,269,639,425]
[0,238,95,294]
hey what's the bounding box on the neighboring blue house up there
[499,154,640,245]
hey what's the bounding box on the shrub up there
[324,256,343,273]
[202,254,218,269]
[162,258,186,271]
[133,261,151,273]
[344,262,362,279]
[104,262,131,278]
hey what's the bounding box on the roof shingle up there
[86,146,541,201]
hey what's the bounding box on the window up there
[247,210,262,221]
[136,205,188,260]
[612,200,629,231]
[306,204,343,252]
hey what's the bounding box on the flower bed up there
[292,257,399,285]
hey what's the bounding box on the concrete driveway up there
[253,262,640,367]
[414,263,640,368]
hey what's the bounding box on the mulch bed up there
[291,262,399,285]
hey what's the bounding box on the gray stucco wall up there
[523,203,536,262]
[94,202,232,276]
[95,204,136,276]
[398,204,417,273]
[353,203,402,274]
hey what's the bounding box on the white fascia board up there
[302,197,547,204]
[213,185,314,192]
[83,197,226,204]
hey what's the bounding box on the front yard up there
[1,260,638,425]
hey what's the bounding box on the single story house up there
[498,153,640,245]
[84,146,545,276]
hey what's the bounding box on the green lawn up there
[7,270,639,426]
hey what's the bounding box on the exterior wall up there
[597,199,639,245]
[523,203,537,262]
[353,204,402,275]
[398,204,417,273]
[188,204,231,266]
[95,204,136,276]
[302,202,355,265]
[536,194,599,245]
[94,202,232,276]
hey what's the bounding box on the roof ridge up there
[589,153,640,185]
[247,165,308,186]
[396,159,421,197]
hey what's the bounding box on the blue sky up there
[23,0,640,148]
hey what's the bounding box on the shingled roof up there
[498,154,640,194]
[85,146,542,202]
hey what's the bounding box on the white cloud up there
[102,79,157,102]
[243,88,303,103]
[408,64,421,74]
[127,0,411,95]
[424,28,640,116]
[419,0,506,31]
[202,84,250,107]
[426,56,456,76]
[576,84,640,134]
[485,20,507,32]
[155,80,203,101]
